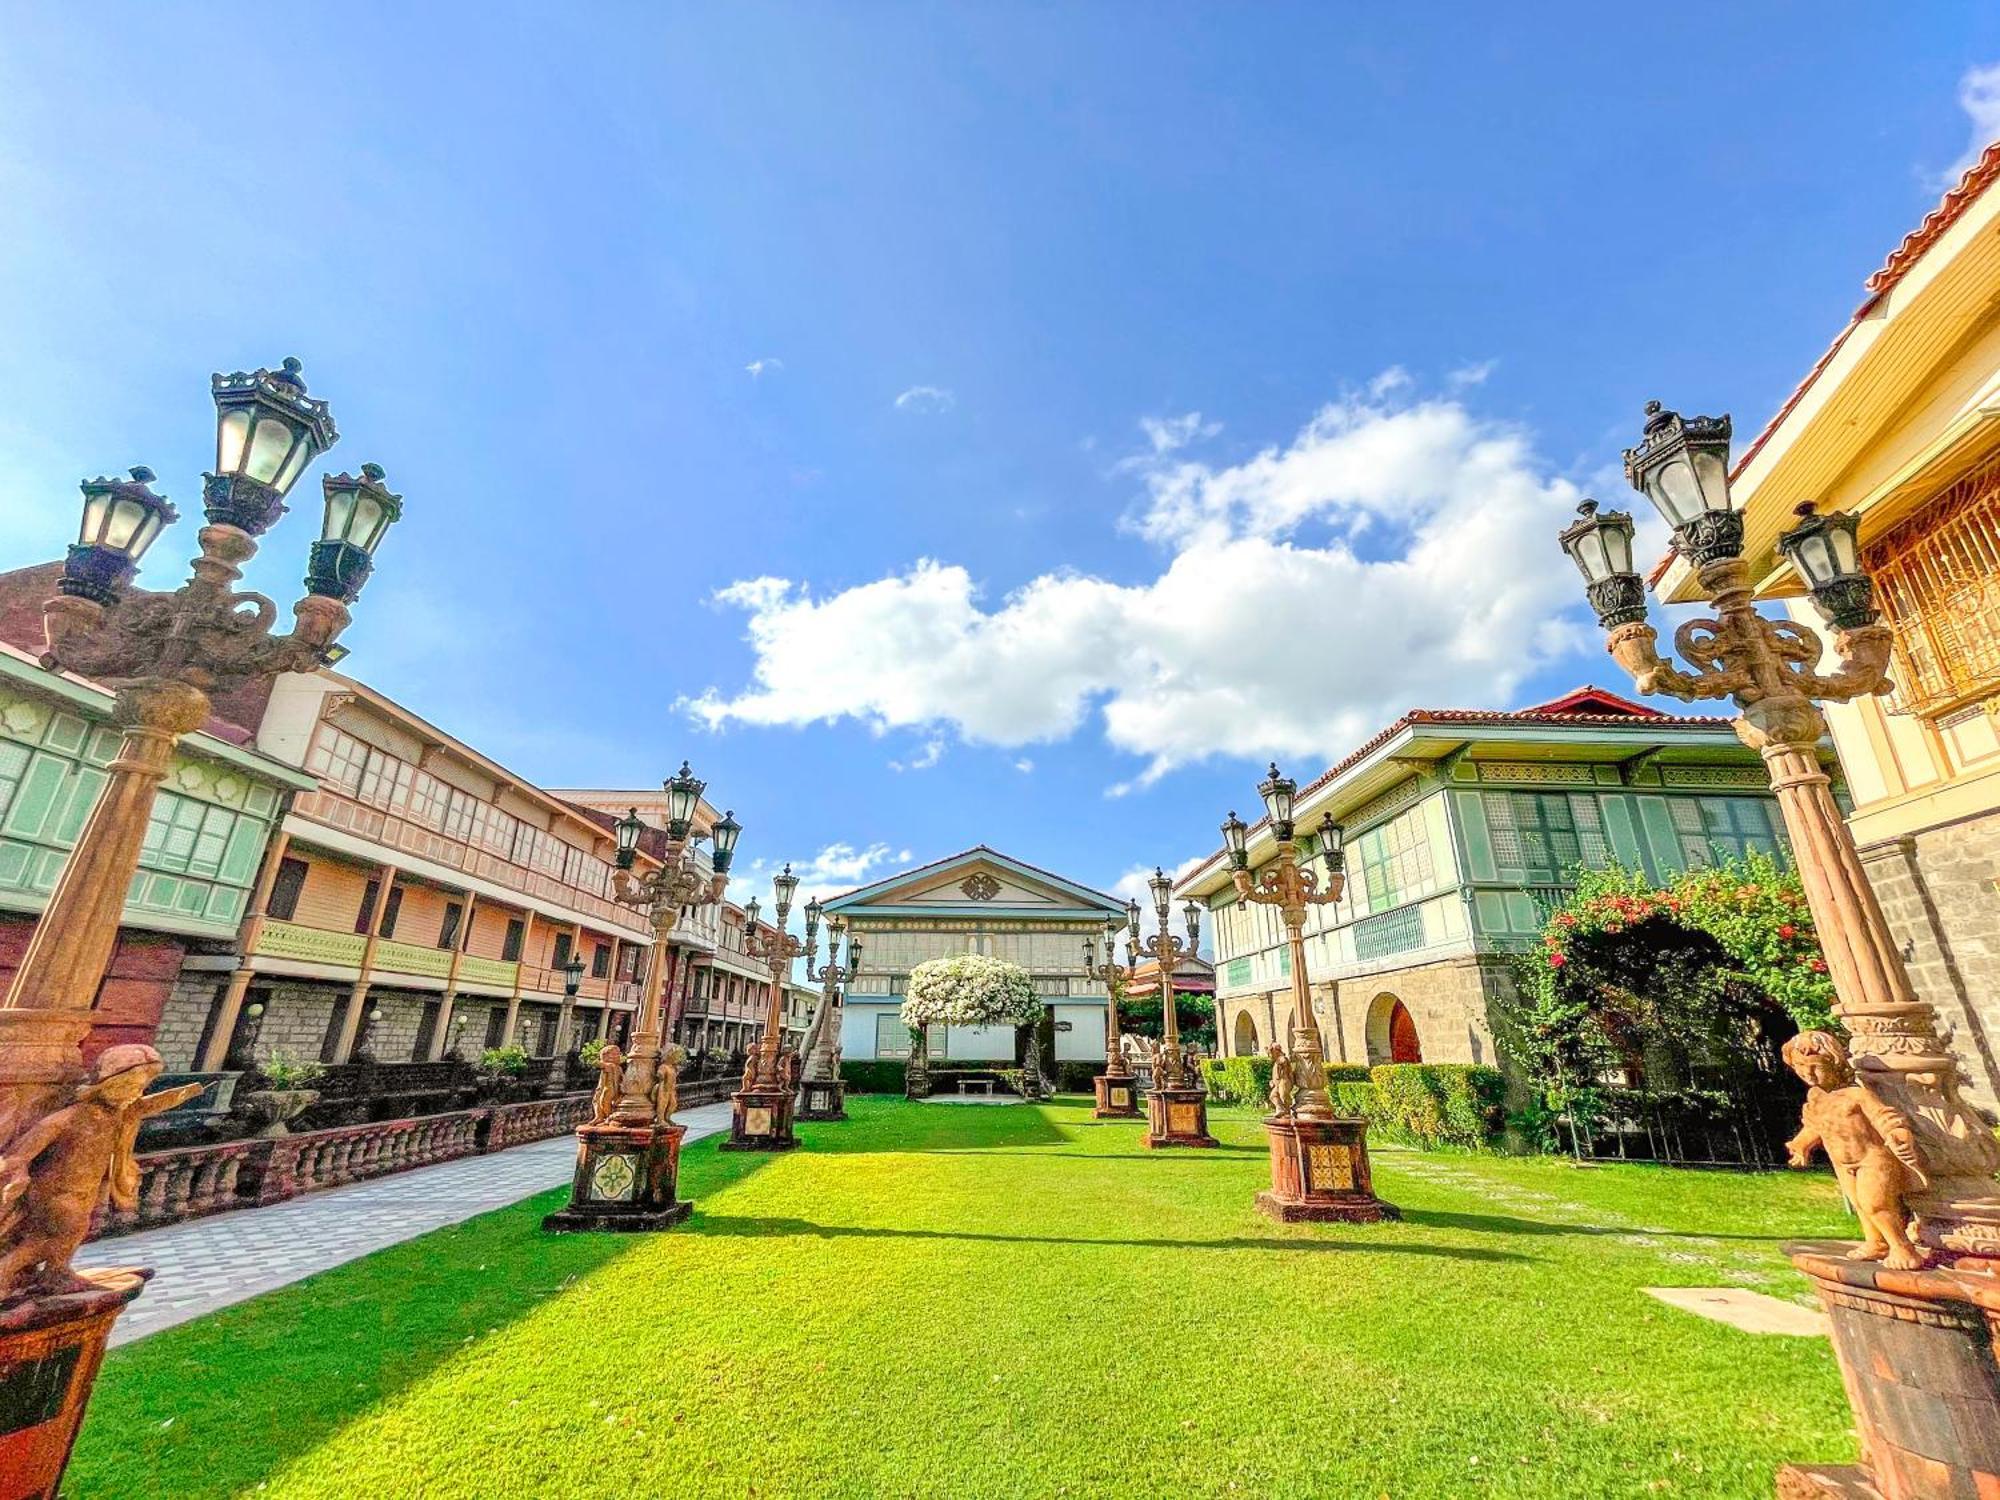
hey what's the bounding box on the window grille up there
[1867,451,2000,717]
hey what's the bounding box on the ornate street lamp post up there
[725,864,807,1150]
[1222,778,1395,1222]
[796,902,861,1121]
[543,766,737,1231]
[1081,923,1140,1118]
[1562,401,2000,1497]
[0,359,395,1497]
[1131,868,1218,1148]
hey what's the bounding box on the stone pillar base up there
[1256,1114,1397,1223]
[1781,1242,2000,1500]
[720,1088,797,1151]
[1093,1074,1141,1118]
[542,1121,691,1232]
[1145,1087,1218,1148]
[796,1078,847,1121]
[0,1266,148,1500]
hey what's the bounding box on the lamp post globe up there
[61,468,178,605]
[663,761,704,841]
[206,357,339,535]
[307,464,402,603]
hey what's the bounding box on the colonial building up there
[0,639,310,1063]
[822,847,1127,1062]
[1178,689,1805,1068]
[161,671,658,1071]
[1658,143,2000,1106]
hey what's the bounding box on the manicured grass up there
[69,1098,1858,1498]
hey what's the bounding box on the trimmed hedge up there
[1330,1081,1378,1119]
[840,1060,907,1094]
[1369,1063,1505,1150]
[1202,1055,1273,1107]
[1325,1063,1373,1083]
[1052,1061,1100,1093]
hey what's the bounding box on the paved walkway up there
[76,1101,736,1346]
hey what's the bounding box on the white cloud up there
[894,385,955,414]
[888,735,945,773]
[687,376,1586,788]
[1448,359,1497,388]
[1013,758,1035,773]
[1368,367,1412,399]
[1138,412,1220,454]
[745,357,784,378]
[1939,62,2000,187]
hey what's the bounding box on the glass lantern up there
[206,357,339,534]
[61,468,178,603]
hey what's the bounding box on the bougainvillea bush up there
[900,955,1043,1030]
[1498,852,1836,1162]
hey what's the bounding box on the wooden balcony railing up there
[292,786,651,936]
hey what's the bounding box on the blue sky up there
[4,4,1999,913]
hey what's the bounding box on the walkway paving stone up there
[77,1100,735,1346]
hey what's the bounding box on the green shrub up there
[840,1059,907,1094]
[479,1045,529,1078]
[1369,1064,1504,1150]
[259,1051,325,1092]
[577,1038,608,1070]
[1201,1055,1274,1107]
[1329,1081,1378,1120]
[1325,1063,1372,1083]
[1052,1061,1100,1093]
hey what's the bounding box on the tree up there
[899,955,1042,1030]
[1116,991,1217,1052]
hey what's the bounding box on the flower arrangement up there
[900,954,1043,1030]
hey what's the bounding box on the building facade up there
[0,642,311,1063]
[1659,144,2000,1107]
[1179,689,1805,1069]
[162,672,656,1072]
[822,847,1127,1062]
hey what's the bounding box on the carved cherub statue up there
[652,1044,686,1124]
[589,1043,626,1125]
[1266,1043,1297,1117]
[1783,1030,1930,1270]
[0,1045,204,1302]
[780,1047,802,1092]
[741,1053,759,1093]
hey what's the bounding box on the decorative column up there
[797,905,858,1121]
[1562,403,2000,1499]
[196,827,292,1073]
[1131,870,1218,1148]
[544,772,738,1233]
[1081,924,1140,1118]
[723,865,806,1151]
[1222,777,1395,1223]
[0,362,397,1499]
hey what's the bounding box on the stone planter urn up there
[237,1088,320,1137]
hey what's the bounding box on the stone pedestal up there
[1093,1073,1141,1119]
[0,1266,147,1500]
[1775,1243,2000,1500]
[796,1077,847,1121]
[541,1121,691,1232]
[1256,1114,1397,1224]
[720,1088,797,1151]
[1145,1086,1217,1148]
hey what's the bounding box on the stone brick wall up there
[154,973,224,1069]
[1326,955,1511,1069]
[256,980,344,1063]
[1860,811,2000,1110]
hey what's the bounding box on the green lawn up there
[70,1097,1858,1499]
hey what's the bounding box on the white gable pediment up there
[828,847,1122,920]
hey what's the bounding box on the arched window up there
[1233,1010,1259,1057]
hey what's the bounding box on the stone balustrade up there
[90,1093,594,1241]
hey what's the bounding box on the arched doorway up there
[1364,993,1422,1065]
[1232,1010,1258,1057]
